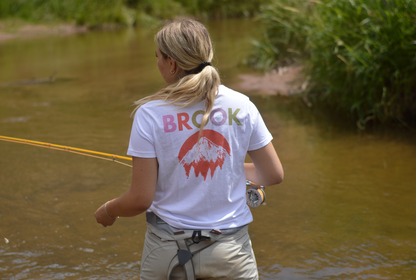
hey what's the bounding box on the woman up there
[94,18,283,280]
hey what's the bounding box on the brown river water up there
[0,19,415,280]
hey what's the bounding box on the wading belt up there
[146,212,245,280]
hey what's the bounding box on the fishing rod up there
[0,135,132,167]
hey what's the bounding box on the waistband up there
[146,211,246,237]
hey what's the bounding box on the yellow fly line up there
[0,135,132,167]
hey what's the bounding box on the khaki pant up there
[140,223,259,280]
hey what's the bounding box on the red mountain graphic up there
[178,130,231,180]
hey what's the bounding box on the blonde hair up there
[132,19,221,133]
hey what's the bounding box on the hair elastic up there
[196,62,211,73]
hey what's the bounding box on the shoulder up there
[218,85,250,101]
[134,100,174,118]
[139,100,168,111]
[217,85,258,111]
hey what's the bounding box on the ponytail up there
[132,19,221,133]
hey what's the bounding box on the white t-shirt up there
[127,85,272,229]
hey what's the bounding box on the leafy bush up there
[0,0,272,26]
[252,0,416,126]
[176,0,271,18]
[136,0,184,20]
[248,0,311,70]
[0,0,129,27]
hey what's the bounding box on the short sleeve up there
[247,103,273,151]
[127,107,157,158]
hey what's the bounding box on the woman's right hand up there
[94,202,117,227]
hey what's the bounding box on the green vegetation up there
[0,0,271,27]
[0,0,128,27]
[251,0,416,127]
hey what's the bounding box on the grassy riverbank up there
[251,0,416,127]
[0,0,270,28]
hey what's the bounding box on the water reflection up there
[0,19,416,279]
[248,95,416,279]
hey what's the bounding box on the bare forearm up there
[245,143,284,186]
[244,163,262,185]
[244,162,282,187]
[106,189,150,218]
[94,157,157,227]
